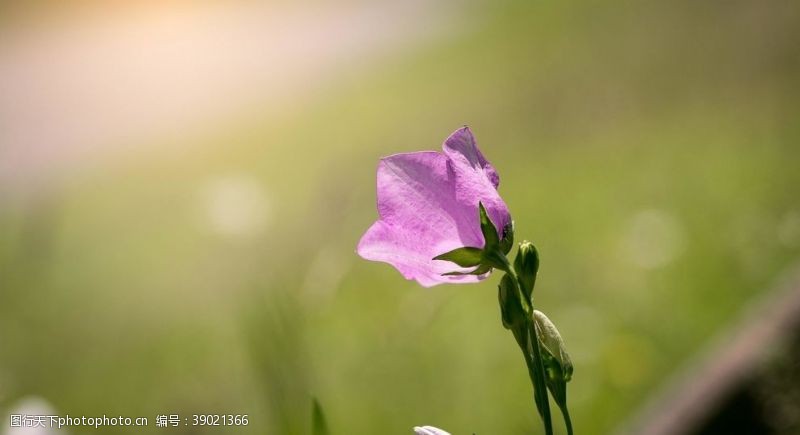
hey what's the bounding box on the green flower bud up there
[533,310,572,382]
[513,241,539,300]
[533,310,574,434]
[497,273,526,330]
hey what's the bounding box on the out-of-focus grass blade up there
[312,397,329,435]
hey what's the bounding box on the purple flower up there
[357,126,511,287]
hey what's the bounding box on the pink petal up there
[357,151,485,287]
[442,127,510,236]
[443,126,500,188]
[357,127,511,287]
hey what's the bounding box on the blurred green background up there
[1,1,799,434]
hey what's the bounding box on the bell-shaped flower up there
[357,127,511,287]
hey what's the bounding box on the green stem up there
[527,315,554,435]
[496,248,554,435]
[511,328,542,418]
[504,268,553,435]
[560,403,573,435]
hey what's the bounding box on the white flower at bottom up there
[413,426,451,435]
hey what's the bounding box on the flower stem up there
[505,267,553,435]
[527,312,554,435]
[495,245,555,435]
[560,402,574,435]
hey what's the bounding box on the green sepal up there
[470,263,493,275]
[433,246,483,267]
[434,203,513,275]
[499,221,515,255]
[478,202,500,250]
[442,263,492,276]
